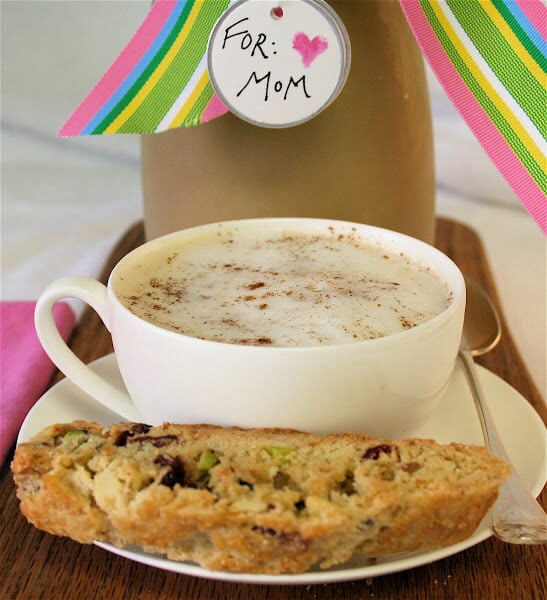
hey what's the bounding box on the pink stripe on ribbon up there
[201,93,229,124]
[58,1,177,136]
[401,1,546,233]
[514,0,545,27]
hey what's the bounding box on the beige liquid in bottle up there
[141,0,435,242]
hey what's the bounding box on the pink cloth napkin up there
[0,301,75,465]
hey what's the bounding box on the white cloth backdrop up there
[2,1,545,399]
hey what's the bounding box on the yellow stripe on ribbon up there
[169,69,210,128]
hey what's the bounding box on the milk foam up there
[115,227,451,347]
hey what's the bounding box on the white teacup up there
[35,218,465,438]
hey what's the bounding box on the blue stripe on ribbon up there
[504,0,546,63]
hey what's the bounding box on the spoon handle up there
[459,351,547,544]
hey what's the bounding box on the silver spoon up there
[460,277,546,544]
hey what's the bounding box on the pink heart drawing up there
[292,33,329,68]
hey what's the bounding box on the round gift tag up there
[208,0,351,128]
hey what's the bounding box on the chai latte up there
[115,226,451,347]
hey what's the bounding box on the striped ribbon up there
[59,0,231,136]
[401,0,546,232]
[59,0,546,231]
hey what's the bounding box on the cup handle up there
[34,275,141,422]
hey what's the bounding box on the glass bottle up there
[141,0,435,243]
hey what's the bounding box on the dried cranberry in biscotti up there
[362,444,394,460]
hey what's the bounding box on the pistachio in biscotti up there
[197,449,219,471]
[62,429,88,447]
[264,446,294,464]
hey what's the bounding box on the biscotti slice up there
[12,421,509,574]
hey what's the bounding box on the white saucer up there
[18,354,546,585]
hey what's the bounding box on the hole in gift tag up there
[271,6,284,20]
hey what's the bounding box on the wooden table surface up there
[2,218,545,599]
